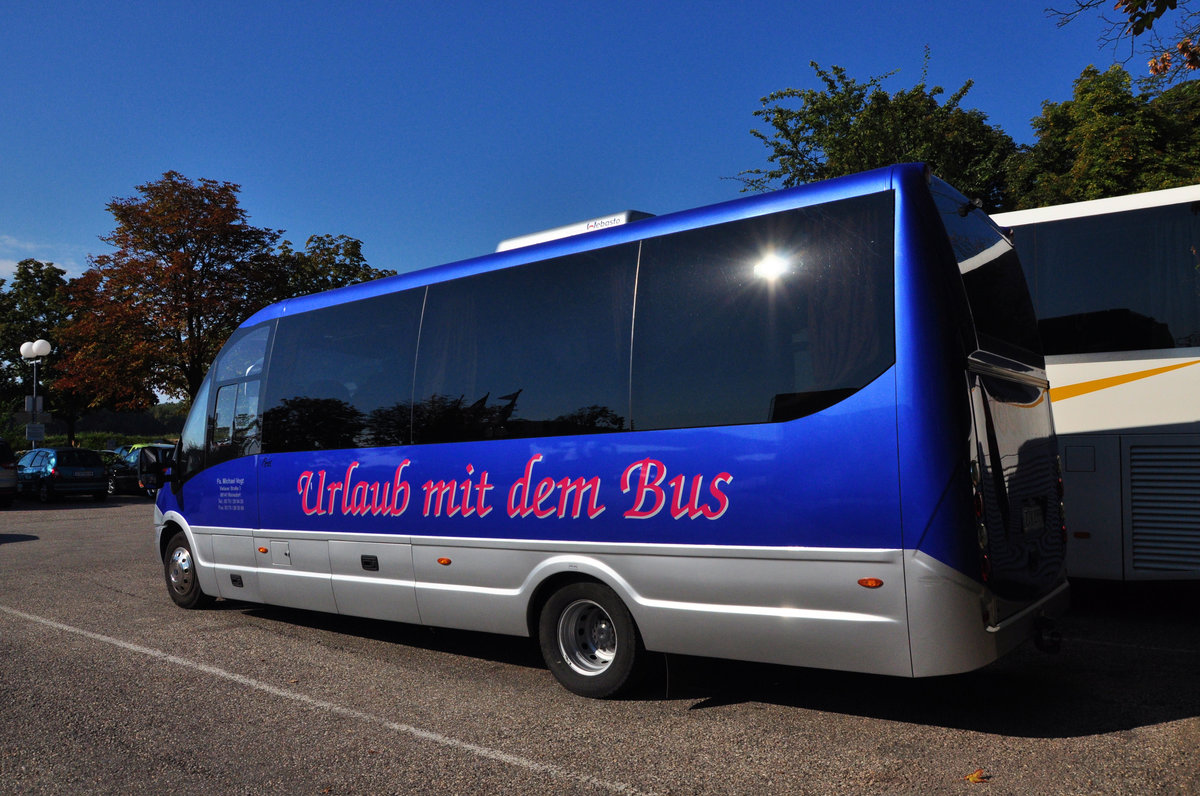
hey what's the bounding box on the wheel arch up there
[522,555,646,639]
[157,514,190,562]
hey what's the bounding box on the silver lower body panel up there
[159,512,1067,678]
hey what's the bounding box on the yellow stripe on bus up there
[1049,359,1200,402]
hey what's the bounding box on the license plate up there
[74,470,95,478]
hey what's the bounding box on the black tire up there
[163,531,214,609]
[93,491,107,502]
[37,481,52,503]
[538,581,643,698]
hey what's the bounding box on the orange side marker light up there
[857,578,884,589]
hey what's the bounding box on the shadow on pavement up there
[211,579,1200,739]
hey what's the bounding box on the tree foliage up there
[57,171,394,408]
[739,58,1200,211]
[0,259,101,442]
[270,234,387,298]
[0,259,69,409]
[1007,64,1200,207]
[738,60,1018,211]
[1053,1,1200,82]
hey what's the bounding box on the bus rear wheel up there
[538,581,643,698]
[164,531,214,609]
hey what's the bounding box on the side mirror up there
[137,446,174,490]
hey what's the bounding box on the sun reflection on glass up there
[753,253,790,280]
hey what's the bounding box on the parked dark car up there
[107,443,174,496]
[16,447,108,502]
[0,439,16,508]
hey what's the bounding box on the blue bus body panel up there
[162,367,901,550]
[891,167,977,574]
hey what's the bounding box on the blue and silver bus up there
[146,163,1068,697]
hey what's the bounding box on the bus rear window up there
[932,179,1044,368]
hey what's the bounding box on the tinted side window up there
[631,192,895,431]
[262,288,425,453]
[1012,202,1200,354]
[215,324,270,381]
[932,180,1044,367]
[412,244,637,444]
[210,381,262,464]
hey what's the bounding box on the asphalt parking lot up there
[1,498,1198,794]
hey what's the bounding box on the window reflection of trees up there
[263,397,366,452]
[263,390,626,453]
[410,391,626,444]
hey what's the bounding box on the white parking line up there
[0,604,654,795]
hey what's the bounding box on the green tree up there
[58,171,394,407]
[1007,65,1200,207]
[268,234,393,300]
[0,259,68,366]
[0,259,67,401]
[738,60,1018,211]
[0,273,13,406]
[0,259,94,442]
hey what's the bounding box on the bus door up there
[172,326,270,604]
[967,356,1065,607]
[202,380,268,602]
[930,177,1066,607]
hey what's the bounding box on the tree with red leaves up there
[57,172,391,409]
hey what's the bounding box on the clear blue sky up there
[2,1,1122,283]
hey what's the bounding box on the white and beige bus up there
[995,184,1200,580]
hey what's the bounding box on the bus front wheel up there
[537,581,643,698]
[164,531,214,609]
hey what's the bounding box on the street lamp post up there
[19,339,51,442]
